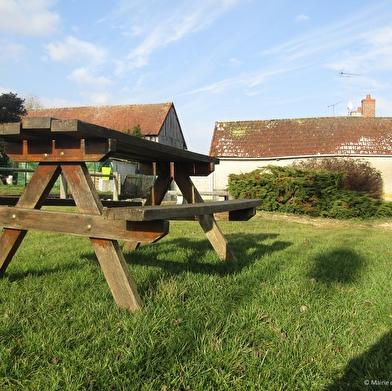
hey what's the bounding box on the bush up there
[291,157,383,200]
[227,165,392,219]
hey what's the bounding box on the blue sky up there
[1,0,392,153]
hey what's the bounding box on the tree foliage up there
[131,124,143,137]
[0,92,27,123]
[227,165,392,219]
[291,157,383,200]
[0,92,27,168]
[24,93,44,111]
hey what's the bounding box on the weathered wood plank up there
[214,207,257,221]
[90,239,143,310]
[0,207,169,242]
[22,117,52,129]
[173,165,238,262]
[61,163,103,214]
[52,119,218,164]
[61,163,143,311]
[4,138,116,162]
[0,164,61,277]
[103,199,262,221]
[0,196,141,208]
[1,118,219,167]
[139,161,214,177]
[0,122,21,135]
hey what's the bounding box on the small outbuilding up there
[210,116,392,198]
[208,96,392,199]
[24,102,187,197]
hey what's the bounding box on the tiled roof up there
[25,102,174,136]
[210,117,392,158]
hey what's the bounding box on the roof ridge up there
[215,116,380,124]
[30,102,173,112]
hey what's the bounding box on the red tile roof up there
[25,102,174,136]
[210,117,392,158]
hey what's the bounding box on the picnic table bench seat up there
[0,117,261,311]
[102,199,261,221]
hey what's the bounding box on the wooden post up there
[112,172,119,201]
[60,172,68,199]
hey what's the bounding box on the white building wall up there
[110,160,137,184]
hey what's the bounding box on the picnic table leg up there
[173,164,238,262]
[0,164,61,277]
[61,163,142,311]
[146,162,173,206]
[123,162,173,252]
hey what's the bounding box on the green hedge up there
[227,165,392,219]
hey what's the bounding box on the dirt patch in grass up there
[258,211,392,230]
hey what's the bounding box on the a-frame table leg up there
[173,163,237,262]
[61,164,143,311]
[125,160,237,262]
[0,163,61,277]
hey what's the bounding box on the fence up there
[0,166,120,201]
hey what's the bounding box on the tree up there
[131,124,143,137]
[0,92,27,123]
[0,92,27,169]
[24,93,44,111]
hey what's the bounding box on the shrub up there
[291,157,383,200]
[227,165,392,219]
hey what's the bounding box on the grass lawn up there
[1,198,392,389]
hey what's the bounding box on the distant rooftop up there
[210,116,392,158]
[25,102,174,136]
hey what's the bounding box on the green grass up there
[1,209,392,390]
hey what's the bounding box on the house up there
[208,95,392,199]
[25,102,187,149]
[25,102,187,196]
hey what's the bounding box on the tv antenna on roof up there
[327,101,341,116]
[340,71,361,115]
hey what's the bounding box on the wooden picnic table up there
[0,117,262,311]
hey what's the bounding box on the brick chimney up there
[361,94,376,117]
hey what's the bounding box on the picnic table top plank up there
[1,117,219,165]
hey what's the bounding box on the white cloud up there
[228,57,243,67]
[68,68,112,86]
[81,92,112,106]
[0,0,59,35]
[326,24,392,73]
[178,67,293,96]
[45,36,107,64]
[0,39,27,63]
[122,1,246,71]
[295,14,309,23]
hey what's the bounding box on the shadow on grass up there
[75,233,291,294]
[310,248,366,286]
[2,233,291,286]
[325,331,392,390]
[124,233,290,273]
[120,232,291,303]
